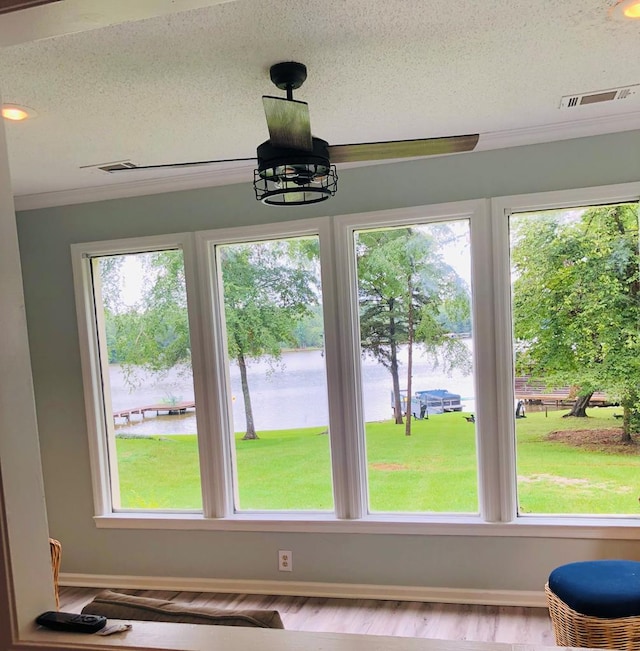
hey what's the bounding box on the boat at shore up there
[393,388,463,419]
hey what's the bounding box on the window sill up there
[94,513,640,539]
[18,622,545,651]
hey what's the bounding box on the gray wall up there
[16,131,640,592]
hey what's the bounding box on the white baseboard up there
[59,573,547,608]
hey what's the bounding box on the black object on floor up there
[36,611,107,634]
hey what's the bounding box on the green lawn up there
[515,408,640,514]
[116,435,202,510]
[365,416,478,512]
[115,407,640,515]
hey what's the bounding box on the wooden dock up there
[514,377,610,407]
[113,401,195,423]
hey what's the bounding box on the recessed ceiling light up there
[1,104,36,121]
[611,0,640,19]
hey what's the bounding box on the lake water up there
[110,344,476,435]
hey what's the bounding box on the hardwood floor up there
[59,586,555,645]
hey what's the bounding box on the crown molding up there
[14,110,640,212]
[14,163,256,211]
[0,0,239,47]
[476,109,640,152]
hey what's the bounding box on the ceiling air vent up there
[97,161,138,173]
[560,84,639,109]
[79,160,139,173]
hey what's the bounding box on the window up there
[72,184,640,531]
[509,200,640,516]
[353,219,477,513]
[212,235,334,512]
[87,246,202,511]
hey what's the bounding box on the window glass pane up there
[216,236,334,512]
[354,220,477,513]
[93,250,202,511]
[510,202,640,515]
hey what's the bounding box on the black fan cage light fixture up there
[253,138,338,206]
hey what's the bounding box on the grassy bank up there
[115,407,640,515]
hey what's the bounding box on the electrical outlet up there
[278,549,292,572]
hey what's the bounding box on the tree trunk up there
[405,276,414,437]
[562,392,592,418]
[389,306,403,425]
[621,406,632,444]
[620,392,637,444]
[238,350,258,440]
[391,351,403,424]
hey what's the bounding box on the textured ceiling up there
[0,0,639,200]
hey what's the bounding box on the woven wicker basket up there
[49,538,61,610]
[546,583,640,650]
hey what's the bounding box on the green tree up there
[104,251,192,389]
[100,243,318,440]
[356,227,471,434]
[220,240,318,439]
[100,256,125,364]
[292,304,325,349]
[511,203,640,441]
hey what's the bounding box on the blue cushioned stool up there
[546,560,640,650]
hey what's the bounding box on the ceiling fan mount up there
[109,60,480,206]
[269,61,308,95]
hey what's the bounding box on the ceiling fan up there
[0,0,61,15]
[114,62,480,206]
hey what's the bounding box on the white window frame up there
[334,200,495,520]
[194,217,347,519]
[491,181,640,526]
[71,185,640,538]
[71,233,208,516]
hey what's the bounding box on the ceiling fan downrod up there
[269,61,307,101]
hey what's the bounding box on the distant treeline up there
[106,302,471,364]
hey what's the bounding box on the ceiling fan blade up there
[263,96,313,151]
[328,134,480,164]
[0,0,61,15]
[102,156,257,173]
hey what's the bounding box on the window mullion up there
[469,201,498,521]
[193,235,235,518]
[328,218,368,519]
[489,199,521,522]
[470,200,517,522]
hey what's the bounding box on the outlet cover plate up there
[278,550,292,572]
